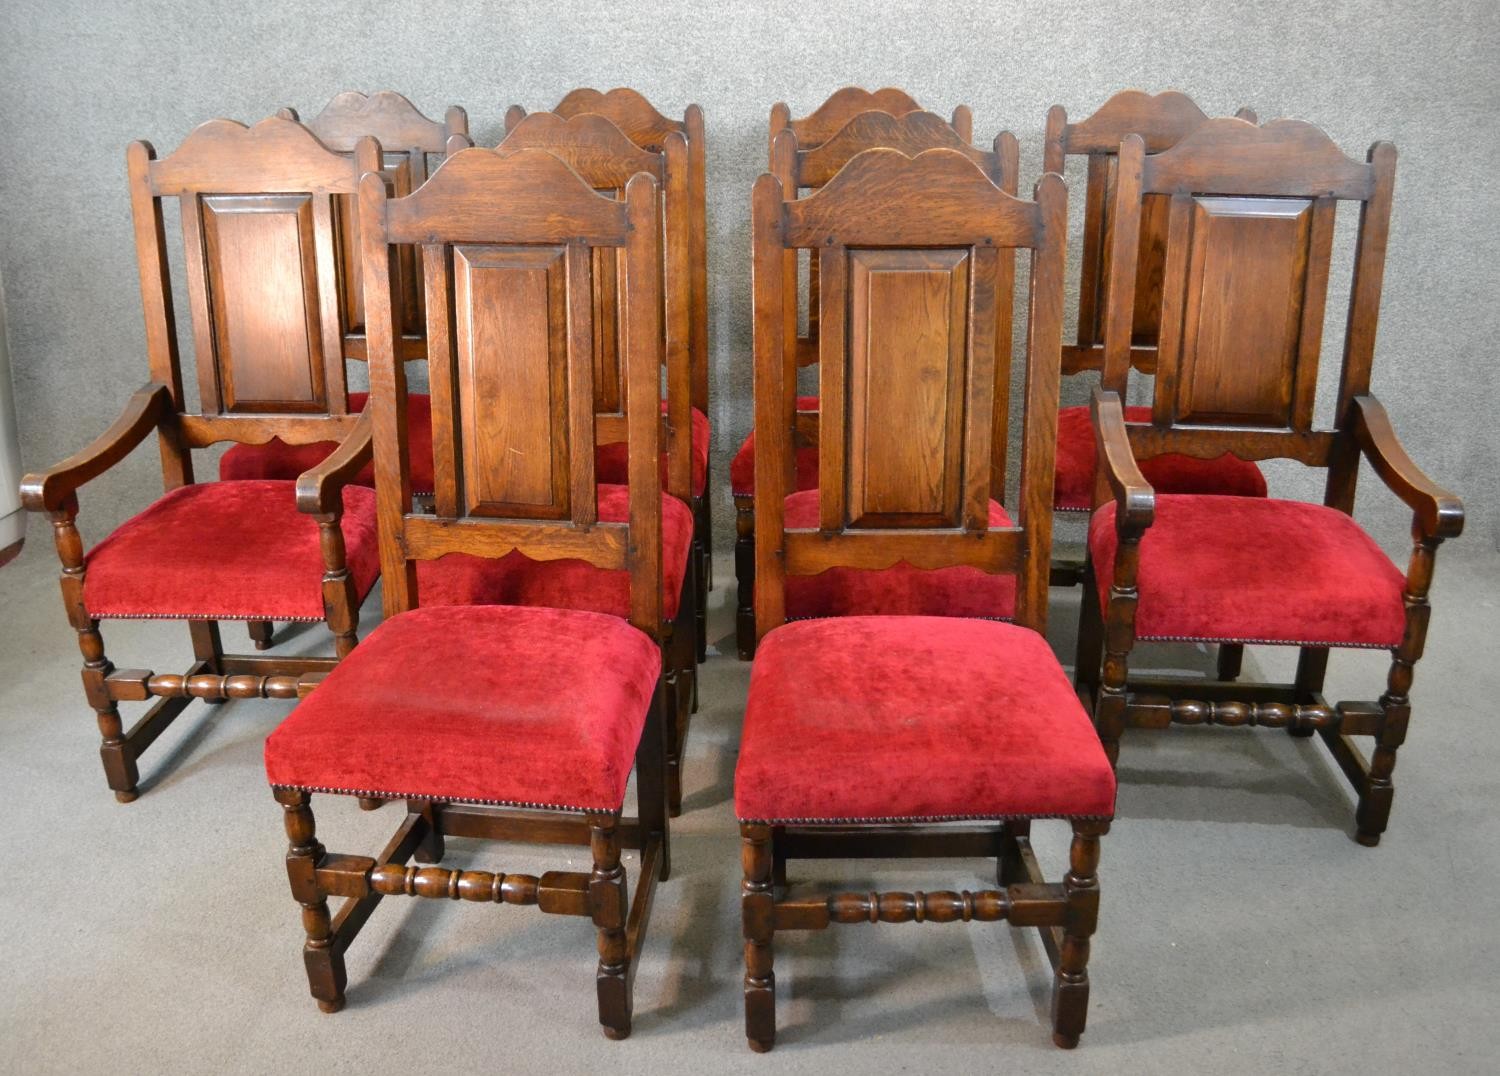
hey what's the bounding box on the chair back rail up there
[1043,90,1256,375]
[753,148,1066,638]
[768,87,972,155]
[1100,118,1394,484]
[359,146,665,634]
[128,116,375,487]
[489,113,693,505]
[280,91,468,353]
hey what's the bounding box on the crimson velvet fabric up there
[264,605,659,810]
[1089,494,1408,647]
[729,396,821,496]
[82,481,380,621]
[784,492,1017,619]
[594,405,711,498]
[415,485,693,620]
[219,392,437,495]
[1053,404,1268,511]
[735,616,1117,823]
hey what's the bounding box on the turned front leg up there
[315,514,359,659]
[275,789,346,1013]
[741,823,776,1052]
[1096,531,1143,768]
[51,506,137,802]
[589,812,631,1039]
[1051,819,1108,1049]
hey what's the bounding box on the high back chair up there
[506,89,711,647]
[735,148,1115,1050]
[263,147,672,1036]
[1042,91,1268,587]
[487,109,698,810]
[1076,118,1463,846]
[733,111,1018,657]
[219,92,467,649]
[19,117,384,803]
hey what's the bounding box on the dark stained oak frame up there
[505,89,713,663]
[1074,118,1465,847]
[270,146,673,1036]
[19,117,382,803]
[745,148,1111,1050]
[1042,90,1257,610]
[484,111,698,815]
[238,93,468,653]
[734,107,1017,658]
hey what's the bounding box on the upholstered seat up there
[82,480,380,622]
[735,616,1116,823]
[595,406,711,499]
[784,492,1017,619]
[729,396,821,496]
[416,485,694,620]
[1089,494,1408,647]
[1053,405,1266,511]
[265,605,659,811]
[220,391,437,495]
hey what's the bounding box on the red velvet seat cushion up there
[83,480,380,621]
[730,396,821,496]
[219,392,436,496]
[784,491,1017,619]
[735,616,1116,823]
[415,485,694,620]
[1089,495,1407,647]
[265,605,658,811]
[1053,405,1267,511]
[594,405,710,499]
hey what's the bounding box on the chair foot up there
[601,1024,631,1041]
[748,1036,774,1053]
[1355,829,1381,848]
[316,997,345,1014]
[357,797,383,811]
[248,620,275,651]
[1052,1031,1080,1049]
[114,788,139,804]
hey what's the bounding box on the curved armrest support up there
[1091,387,1155,533]
[19,382,172,513]
[1351,395,1464,540]
[295,409,373,515]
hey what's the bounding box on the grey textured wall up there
[1,0,1495,557]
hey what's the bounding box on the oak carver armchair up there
[263,147,673,1036]
[1043,92,1267,625]
[506,88,712,661]
[1075,118,1464,846]
[19,117,385,803]
[736,148,1115,1051]
[484,109,700,813]
[733,106,1016,657]
[217,91,468,650]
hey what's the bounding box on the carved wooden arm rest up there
[19,382,172,513]
[1351,395,1464,540]
[1090,387,1154,533]
[295,410,373,515]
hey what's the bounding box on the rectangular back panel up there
[453,244,571,518]
[845,248,970,527]
[200,193,327,412]
[1164,195,1315,427]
